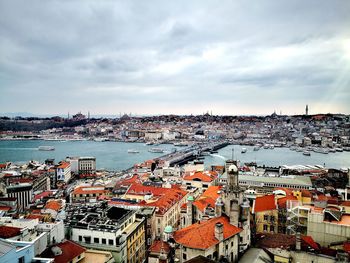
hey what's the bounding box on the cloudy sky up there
[1,1,350,116]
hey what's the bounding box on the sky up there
[1,1,350,116]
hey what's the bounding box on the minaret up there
[305,104,309,116]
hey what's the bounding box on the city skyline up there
[1,1,350,115]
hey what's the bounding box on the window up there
[102,238,106,244]
[263,215,268,221]
[94,237,99,243]
[270,225,274,232]
[78,235,82,242]
[18,257,25,263]
[109,239,114,245]
[183,253,187,260]
[263,224,268,231]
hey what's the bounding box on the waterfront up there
[204,145,350,169]
[0,140,179,171]
[1,140,350,170]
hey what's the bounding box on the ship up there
[148,148,165,153]
[303,151,311,156]
[241,148,247,153]
[38,146,55,151]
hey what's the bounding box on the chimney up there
[215,222,224,241]
[296,232,301,251]
[215,197,223,217]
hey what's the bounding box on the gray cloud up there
[0,0,350,115]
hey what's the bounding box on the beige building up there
[307,206,350,246]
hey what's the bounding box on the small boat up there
[253,145,261,151]
[335,148,343,152]
[263,144,269,149]
[269,144,274,149]
[127,149,139,154]
[303,151,311,156]
[145,142,154,145]
[148,148,165,153]
[241,148,247,153]
[329,148,336,153]
[38,146,55,151]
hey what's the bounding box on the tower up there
[224,160,242,226]
[305,104,309,116]
[223,160,251,253]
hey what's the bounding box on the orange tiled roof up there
[173,215,241,249]
[192,185,222,212]
[44,200,62,211]
[57,162,70,169]
[183,171,218,183]
[254,195,277,213]
[127,183,187,215]
[149,240,171,253]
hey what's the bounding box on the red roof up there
[57,162,70,169]
[254,195,277,213]
[183,171,218,183]
[193,185,222,212]
[0,225,21,238]
[126,183,187,215]
[42,240,86,263]
[34,191,54,201]
[277,195,298,209]
[173,215,241,249]
[149,240,171,254]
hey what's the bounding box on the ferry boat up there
[313,147,329,154]
[38,146,55,151]
[148,148,165,153]
[241,148,247,153]
[127,149,139,154]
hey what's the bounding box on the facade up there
[252,195,278,234]
[123,183,187,238]
[6,183,33,212]
[78,157,96,175]
[55,161,71,183]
